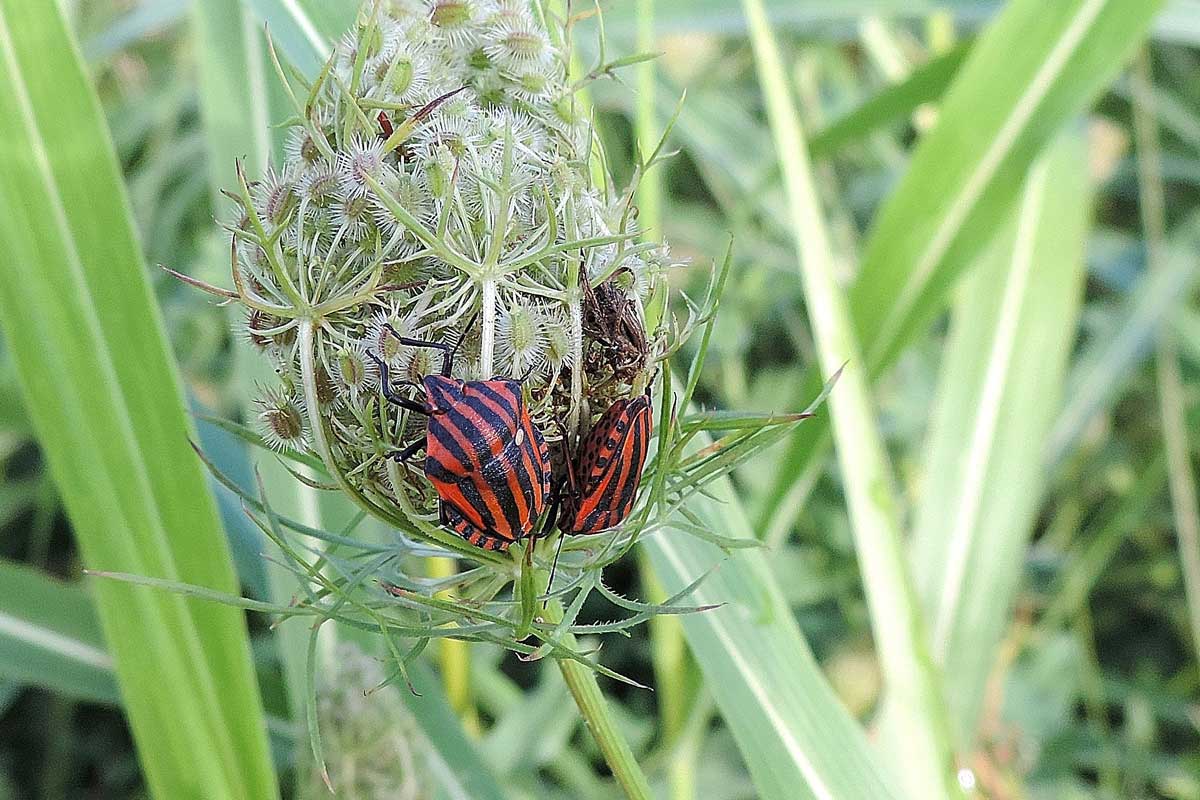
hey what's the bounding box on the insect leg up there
[366,351,432,415]
[382,312,479,377]
[387,438,425,464]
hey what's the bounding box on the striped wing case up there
[562,394,653,534]
[423,377,551,551]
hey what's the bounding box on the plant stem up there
[557,656,654,800]
[541,573,654,800]
[634,0,661,236]
[1131,48,1200,666]
[633,3,693,796]
[480,276,497,375]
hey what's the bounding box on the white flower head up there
[542,307,573,375]
[484,8,551,71]
[299,163,341,209]
[225,0,669,532]
[255,386,307,451]
[252,167,298,226]
[284,127,328,170]
[428,0,485,50]
[367,307,422,364]
[337,134,386,199]
[331,190,376,242]
[497,298,547,376]
[332,343,379,401]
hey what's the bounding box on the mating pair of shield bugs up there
[367,320,653,553]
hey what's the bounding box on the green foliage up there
[910,133,1091,746]
[0,559,117,704]
[0,1,1197,799]
[0,2,277,798]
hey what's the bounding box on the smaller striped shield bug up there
[368,321,551,552]
[558,392,654,535]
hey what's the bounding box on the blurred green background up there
[0,0,1198,798]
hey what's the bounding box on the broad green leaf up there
[909,132,1090,747]
[742,1,957,796]
[760,0,1165,535]
[0,559,119,705]
[0,3,278,798]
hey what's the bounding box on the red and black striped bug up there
[368,323,551,552]
[558,392,654,535]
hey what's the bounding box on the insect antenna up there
[444,311,480,376]
[545,531,566,606]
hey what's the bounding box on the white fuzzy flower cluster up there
[299,643,429,800]
[230,0,673,525]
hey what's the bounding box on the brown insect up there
[581,268,648,384]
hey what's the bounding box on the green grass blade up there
[1131,50,1200,668]
[0,3,278,797]
[760,0,1164,536]
[242,0,353,73]
[808,43,969,160]
[909,132,1090,747]
[742,1,958,796]
[0,559,119,705]
[194,0,272,196]
[852,0,1163,373]
[642,480,902,800]
[1044,217,1200,467]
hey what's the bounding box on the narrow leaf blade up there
[0,3,278,797]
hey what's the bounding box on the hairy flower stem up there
[540,571,653,800]
[568,295,584,437]
[480,277,497,375]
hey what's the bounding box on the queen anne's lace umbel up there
[231,0,674,526]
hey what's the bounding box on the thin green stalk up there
[634,3,695,797]
[1075,608,1121,795]
[635,0,661,235]
[1131,49,1200,666]
[556,656,653,800]
[740,2,960,798]
[541,571,653,800]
